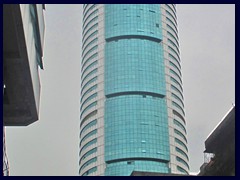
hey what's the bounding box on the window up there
[80,129,97,146]
[176,156,189,169]
[81,76,97,94]
[80,157,97,172]
[177,165,188,174]
[170,69,182,84]
[82,46,98,62]
[80,101,97,119]
[81,85,97,102]
[170,77,183,92]
[81,60,98,78]
[80,119,97,137]
[83,9,98,28]
[168,46,180,61]
[166,10,177,26]
[80,148,97,162]
[80,93,98,110]
[83,4,96,17]
[169,61,181,76]
[176,147,189,160]
[173,110,185,124]
[80,110,97,127]
[174,129,187,143]
[172,101,185,116]
[175,138,188,152]
[173,119,186,133]
[80,138,97,155]
[171,85,183,99]
[167,31,179,47]
[168,38,179,53]
[83,16,98,34]
[171,93,184,108]
[82,38,98,56]
[82,166,97,176]
[81,69,98,86]
[82,30,98,48]
[83,23,98,41]
[127,161,134,165]
[82,53,98,71]
[149,10,156,13]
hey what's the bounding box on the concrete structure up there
[3,4,45,176]
[80,4,188,176]
[3,4,45,126]
[198,106,235,176]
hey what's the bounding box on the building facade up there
[3,4,45,126]
[80,4,188,176]
[3,4,45,175]
[198,106,235,176]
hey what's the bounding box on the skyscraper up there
[3,4,45,126]
[80,4,188,176]
[3,4,45,175]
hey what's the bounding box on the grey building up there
[3,4,45,175]
[3,4,45,126]
[198,105,235,176]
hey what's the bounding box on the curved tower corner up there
[160,4,189,174]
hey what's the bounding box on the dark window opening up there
[127,161,134,165]
[149,10,156,13]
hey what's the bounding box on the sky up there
[5,4,235,176]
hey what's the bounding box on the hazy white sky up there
[5,4,235,176]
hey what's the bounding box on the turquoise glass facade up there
[80,4,189,176]
[105,4,162,41]
[104,4,170,175]
[105,39,165,96]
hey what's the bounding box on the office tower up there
[3,4,45,175]
[3,4,45,126]
[80,4,188,176]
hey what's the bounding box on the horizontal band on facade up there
[106,157,169,164]
[106,91,165,99]
[105,35,162,43]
